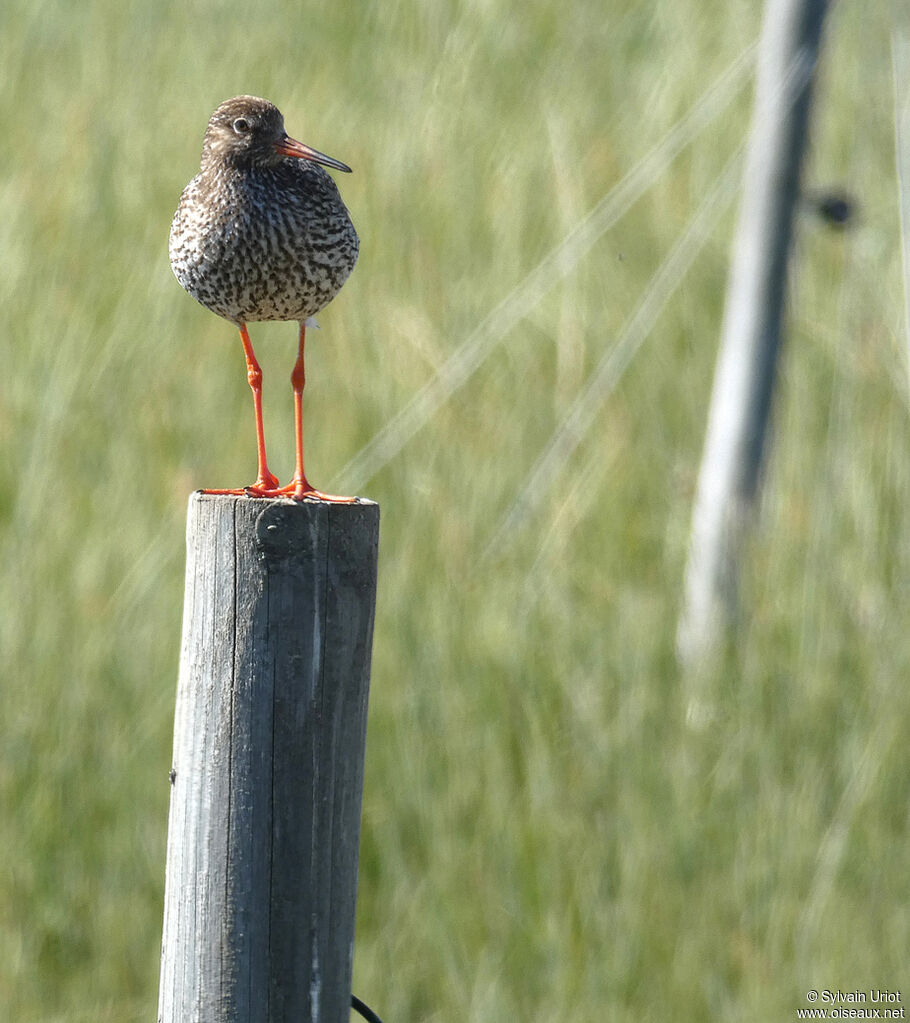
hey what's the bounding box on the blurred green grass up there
[2,0,909,1019]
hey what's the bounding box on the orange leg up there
[278,321,356,503]
[203,323,280,496]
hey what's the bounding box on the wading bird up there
[169,95,359,500]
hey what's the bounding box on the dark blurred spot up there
[803,189,857,229]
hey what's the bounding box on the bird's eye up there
[232,118,251,134]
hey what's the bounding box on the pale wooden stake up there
[158,493,379,1023]
[677,0,828,666]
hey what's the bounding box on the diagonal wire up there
[482,145,745,561]
[336,42,757,493]
[489,29,821,562]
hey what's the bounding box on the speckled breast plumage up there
[169,159,359,325]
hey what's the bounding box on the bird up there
[169,95,359,501]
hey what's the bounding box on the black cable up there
[351,993,385,1023]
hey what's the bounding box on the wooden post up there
[677,0,828,666]
[158,493,380,1023]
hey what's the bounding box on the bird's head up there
[200,95,352,174]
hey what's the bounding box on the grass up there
[2,0,909,1019]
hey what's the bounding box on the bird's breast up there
[169,166,358,324]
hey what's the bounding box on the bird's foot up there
[278,478,358,503]
[201,469,283,498]
[250,469,281,492]
[200,474,356,502]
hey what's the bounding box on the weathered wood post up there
[677,0,828,667]
[158,492,380,1023]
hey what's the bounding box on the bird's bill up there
[274,134,352,173]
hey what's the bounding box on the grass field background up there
[2,1,909,1020]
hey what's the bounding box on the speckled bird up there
[169,95,359,500]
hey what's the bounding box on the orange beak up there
[274,134,352,173]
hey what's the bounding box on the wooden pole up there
[677,0,828,666]
[158,493,380,1023]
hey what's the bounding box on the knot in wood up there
[254,501,325,560]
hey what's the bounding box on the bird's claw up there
[277,479,358,503]
[235,470,282,496]
[201,482,356,503]
[201,471,281,498]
